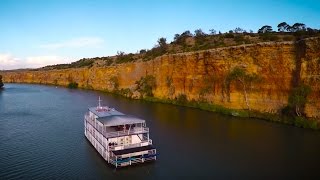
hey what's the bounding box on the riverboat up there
[84,97,157,167]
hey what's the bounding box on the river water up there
[0,84,319,179]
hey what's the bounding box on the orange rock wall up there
[2,39,320,118]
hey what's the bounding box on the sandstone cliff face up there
[2,38,320,118]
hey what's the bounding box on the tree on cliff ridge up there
[194,29,206,37]
[0,75,4,89]
[234,27,245,34]
[258,25,273,33]
[277,22,290,32]
[174,30,193,45]
[157,37,167,48]
[291,23,306,32]
[157,37,168,53]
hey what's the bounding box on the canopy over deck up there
[89,105,145,126]
[97,115,145,126]
[89,106,124,117]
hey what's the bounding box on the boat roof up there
[88,106,145,126]
[97,115,145,126]
[89,106,124,118]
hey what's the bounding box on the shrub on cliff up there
[285,83,311,117]
[71,58,94,68]
[226,67,260,110]
[0,75,4,88]
[173,30,193,45]
[135,75,156,97]
[176,94,188,105]
[142,47,167,61]
[109,76,119,91]
[118,88,133,98]
[224,33,234,38]
[67,82,78,89]
[293,116,318,129]
[194,29,207,46]
[115,52,135,64]
[259,33,279,41]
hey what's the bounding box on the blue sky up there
[0,0,319,70]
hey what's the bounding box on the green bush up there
[234,35,245,44]
[259,33,279,41]
[176,93,188,104]
[142,47,166,61]
[67,82,78,89]
[70,58,94,68]
[115,52,135,64]
[104,58,113,66]
[281,105,294,116]
[224,33,234,38]
[135,75,156,97]
[294,116,319,129]
[283,36,294,41]
[109,76,119,91]
[287,84,311,116]
[0,75,4,88]
[117,88,133,98]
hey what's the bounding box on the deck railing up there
[109,149,157,167]
[85,115,149,138]
[109,139,152,151]
[104,127,149,138]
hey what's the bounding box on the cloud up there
[0,53,71,70]
[26,55,70,68]
[0,53,20,69]
[40,37,104,49]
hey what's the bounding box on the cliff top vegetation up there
[33,22,320,71]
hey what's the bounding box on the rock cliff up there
[2,38,320,118]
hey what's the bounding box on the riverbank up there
[3,81,320,130]
[127,93,320,130]
[77,82,320,130]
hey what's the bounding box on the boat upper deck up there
[88,106,146,127]
[89,106,124,118]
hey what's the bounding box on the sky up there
[0,0,319,70]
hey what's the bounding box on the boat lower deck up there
[112,145,155,155]
[110,145,157,167]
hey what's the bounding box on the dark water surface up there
[0,84,320,179]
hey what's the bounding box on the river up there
[0,84,319,179]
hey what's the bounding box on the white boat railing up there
[109,139,152,151]
[109,148,157,167]
[104,127,149,138]
[85,115,149,138]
